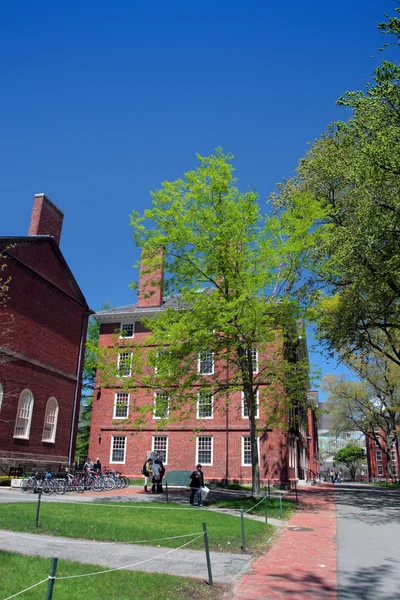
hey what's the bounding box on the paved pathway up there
[233,484,337,599]
[335,485,400,600]
[0,529,250,584]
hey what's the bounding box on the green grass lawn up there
[208,496,296,521]
[0,501,275,553]
[0,551,227,600]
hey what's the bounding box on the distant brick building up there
[366,432,399,481]
[89,251,319,485]
[0,194,91,473]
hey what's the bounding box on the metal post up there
[202,522,213,585]
[279,495,283,519]
[35,491,42,528]
[240,505,246,552]
[268,479,271,498]
[165,482,169,503]
[264,493,268,524]
[45,557,58,600]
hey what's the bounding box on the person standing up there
[93,458,102,473]
[142,457,153,493]
[152,457,165,493]
[189,464,204,506]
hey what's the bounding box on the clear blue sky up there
[1,1,396,399]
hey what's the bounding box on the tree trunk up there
[249,407,260,496]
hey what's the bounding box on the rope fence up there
[3,531,207,600]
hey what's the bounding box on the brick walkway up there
[233,484,337,599]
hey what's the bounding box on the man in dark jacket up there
[189,464,204,506]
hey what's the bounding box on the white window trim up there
[196,436,213,466]
[197,391,214,419]
[198,351,214,376]
[152,435,169,465]
[153,392,170,419]
[241,391,259,419]
[250,348,258,374]
[110,435,127,464]
[13,389,34,440]
[113,393,130,419]
[119,322,135,338]
[376,451,382,462]
[0,383,3,412]
[118,352,132,377]
[242,435,260,467]
[42,397,59,443]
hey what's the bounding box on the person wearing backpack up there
[141,458,153,493]
[151,457,165,493]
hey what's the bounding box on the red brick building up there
[366,432,399,481]
[0,194,91,473]
[89,253,319,485]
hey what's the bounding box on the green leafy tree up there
[97,149,314,495]
[272,8,400,368]
[333,444,365,482]
[322,350,400,479]
[75,302,113,464]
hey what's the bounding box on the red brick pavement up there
[233,484,337,600]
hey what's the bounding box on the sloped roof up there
[0,236,91,310]
[94,295,182,322]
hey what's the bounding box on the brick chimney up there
[28,193,64,246]
[137,246,165,308]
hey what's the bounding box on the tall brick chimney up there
[137,246,165,308]
[28,193,64,246]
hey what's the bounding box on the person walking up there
[142,457,153,493]
[189,464,204,507]
[330,469,335,484]
[151,457,165,493]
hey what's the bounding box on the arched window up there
[0,383,3,412]
[14,389,34,439]
[42,397,59,443]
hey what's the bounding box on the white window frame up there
[0,383,3,412]
[391,451,397,463]
[153,391,170,419]
[118,352,132,377]
[198,350,214,375]
[152,435,168,464]
[242,435,260,466]
[120,322,135,338]
[113,393,130,419]
[376,450,382,462]
[197,390,214,419]
[13,389,34,439]
[110,436,127,464]
[241,391,259,419]
[196,436,213,465]
[42,397,59,443]
[393,464,397,475]
[250,347,258,374]
[377,464,383,476]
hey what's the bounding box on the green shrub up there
[0,476,11,486]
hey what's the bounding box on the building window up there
[242,391,259,418]
[154,392,169,419]
[198,351,214,375]
[197,390,213,419]
[375,437,380,447]
[14,389,34,439]
[393,464,397,475]
[114,393,129,419]
[250,348,258,374]
[153,436,168,463]
[110,436,126,463]
[197,436,213,465]
[0,383,3,412]
[376,451,382,462]
[120,323,135,338]
[391,451,397,463]
[42,397,59,443]
[242,436,252,466]
[118,352,132,377]
[377,464,383,476]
